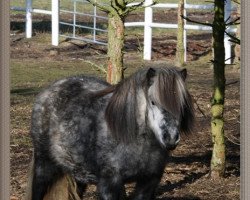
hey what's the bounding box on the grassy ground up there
[10,34,240,199]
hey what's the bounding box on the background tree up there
[87,0,151,84]
[210,0,226,178]
[210,0,240,178]
[176,0,185,67]
[183,0,240,178]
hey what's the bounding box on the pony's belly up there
[100,149,166,182]
[72,170,98,184]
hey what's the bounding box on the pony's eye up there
[151,101,155,105]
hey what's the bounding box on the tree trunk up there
[210,0,226,178]
[107,14,125,84]
[176,0,185,67]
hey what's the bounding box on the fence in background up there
[11,0,237,64]
[59,0,108,45]
[125,0,237,63]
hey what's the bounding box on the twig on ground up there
[225,134,240,146]
[192,96,208,118]
[77,59,107,74]
[226,80,239,86]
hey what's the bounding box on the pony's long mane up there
[155,68,195,135]
[103,67,195,143]
[104,70,144,143]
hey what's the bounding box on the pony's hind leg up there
[75,180,87,199]
[32,156,62,200]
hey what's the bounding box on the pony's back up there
[31,75,110,140]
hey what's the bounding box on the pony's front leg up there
[132,177,161,200]
[97,177,126,200]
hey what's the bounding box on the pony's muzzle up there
[165,133,180,150]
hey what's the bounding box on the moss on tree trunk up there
[107,14,125,84]
[210,0,226,178]
[176,0,185,67]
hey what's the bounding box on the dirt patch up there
[10,10,240,200]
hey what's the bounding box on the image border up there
[0,0,247,199]
[241,0,249,199]
[0,0,10,199]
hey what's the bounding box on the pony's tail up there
[24,153,82,200]
[24,153,34,200]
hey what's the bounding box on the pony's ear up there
[146,68,156,85]
[180,68,187,81]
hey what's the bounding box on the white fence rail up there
[11,0,59,45]
[11,0,237,64]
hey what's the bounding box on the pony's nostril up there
[175,134,180,145]
[168,133,180,146]
[163,133,168,140]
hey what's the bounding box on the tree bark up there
[107,14,125,84]
[210,0,226,178]
[176,0,185,67]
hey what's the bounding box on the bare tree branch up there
[231,0,240,4]
[124,1,145,16]
[85,0,113,13]
[225,134,240,145]
[225,31,240,45]
[225,80,239,86]
[194,99,208,118]
[225,17,240,26]
[116,0,126,11]
[181,15,213,27]
[110,0,120,15]
[78,59,107,74]
[124,0,157,16]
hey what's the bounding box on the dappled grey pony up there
[29,66,194,200]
